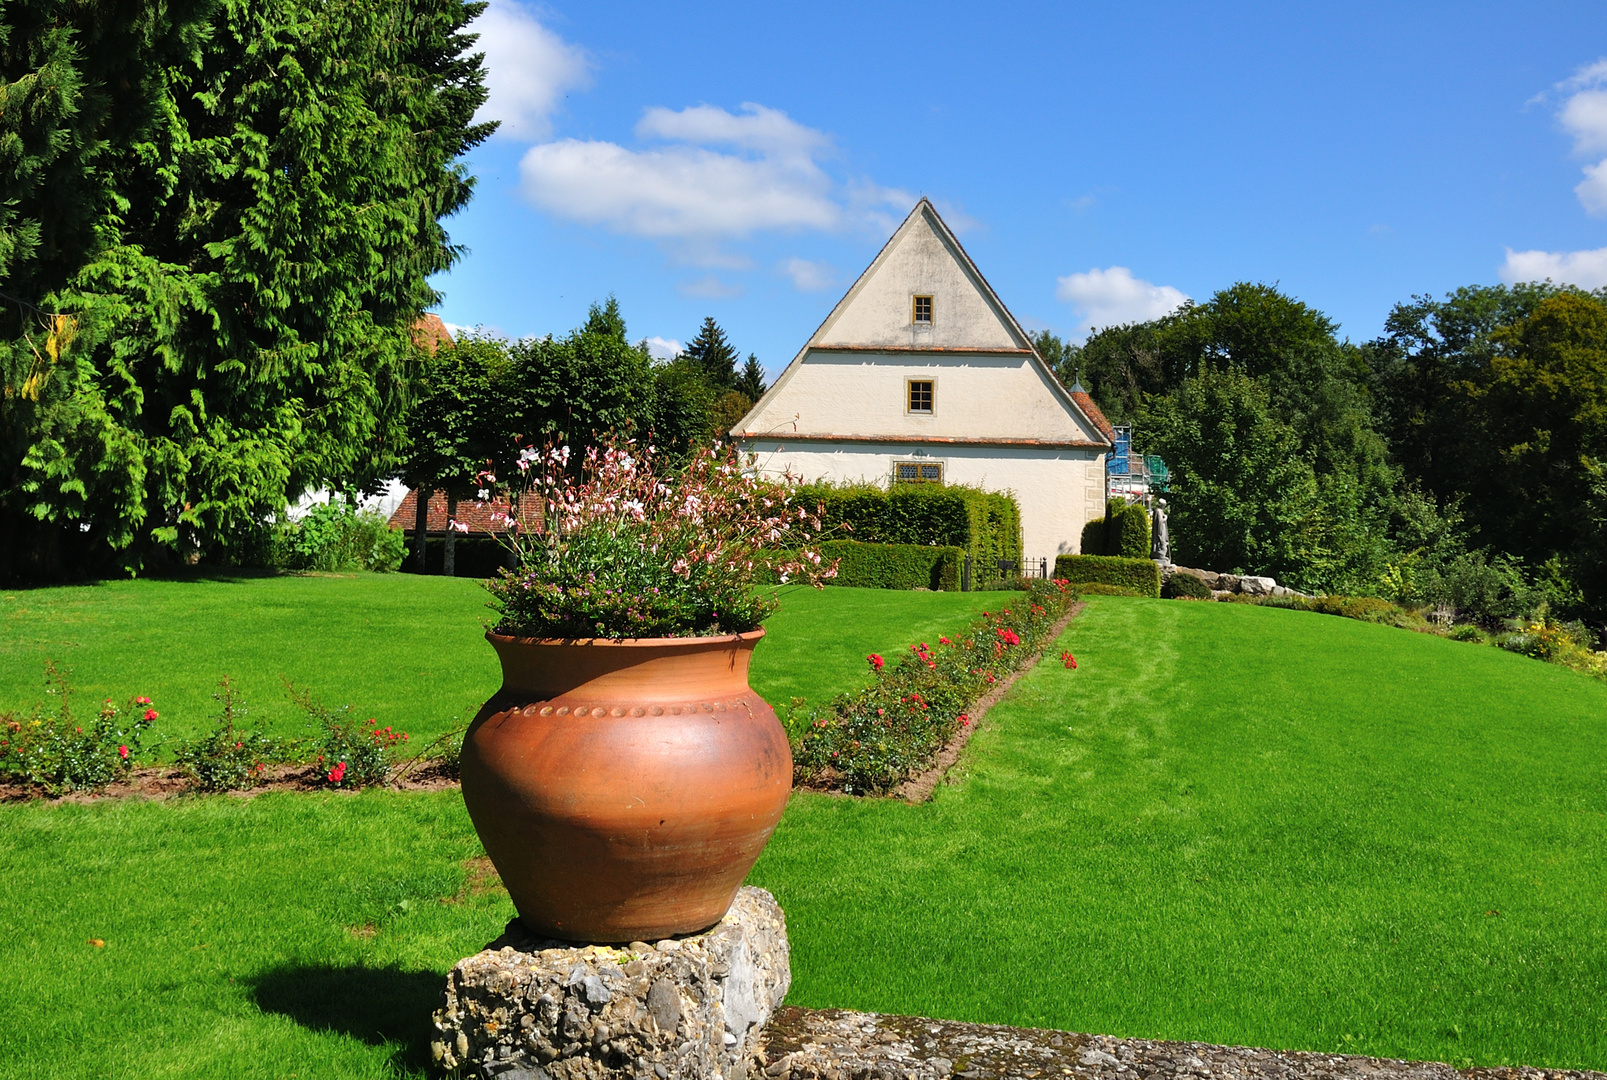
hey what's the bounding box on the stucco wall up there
[744,352,1104,445]
[815,210,1021,350]
[746,438,1106,563]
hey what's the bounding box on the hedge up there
[1079,499,1150,557]
[1054,554,1161,597]
[818,540,963,591]
[797,481,1022,585]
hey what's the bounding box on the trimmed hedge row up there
[818,540,963,591]
[797,481,1022,579]
[790,578,1079,795]
[1054,554,1162,597]
[1079,499,1150,558]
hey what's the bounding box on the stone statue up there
[1151,499,1171,564]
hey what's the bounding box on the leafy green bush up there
[818,541,963,591]
[1054,554,1162,597]
[275,502,406,572]
[798,481,1022,582]
[1162,572,1213,599]
[172,678,292,792]
[1445,624,1486,643]
[0,663,156,793]
[791,579,1079,794]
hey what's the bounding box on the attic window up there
[912,295,933,325]
[907,379,933,414]
[895,462,943,484]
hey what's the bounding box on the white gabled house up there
[731,199,1114,566]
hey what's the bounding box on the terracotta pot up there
[460,629,791,943]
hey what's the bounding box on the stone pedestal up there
[432,886,790,1080]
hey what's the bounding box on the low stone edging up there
[759,1007,1603,1080]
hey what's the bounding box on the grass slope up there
[2,594,1604,1076]
[755,597,1607,1068]
[0,575,997,746]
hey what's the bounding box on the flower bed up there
[790,578,1079,795]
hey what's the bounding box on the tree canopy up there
[0,0,491,581]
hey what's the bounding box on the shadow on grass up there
[248,962,444,1069]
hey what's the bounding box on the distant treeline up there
[1035,282,1607,622]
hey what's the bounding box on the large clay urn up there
[460,629,791,943]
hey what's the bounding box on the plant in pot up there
[462,440,834,943]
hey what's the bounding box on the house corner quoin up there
[732,199,1114,566]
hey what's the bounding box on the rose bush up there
[791,578,1079,794]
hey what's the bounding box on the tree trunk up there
[412,487,430,573]
[444,492,458,577]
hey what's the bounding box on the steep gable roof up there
[733,199,1110,446]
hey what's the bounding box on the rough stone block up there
[432,886,790,1080]
[1238,575,1276,596]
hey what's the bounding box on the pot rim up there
[485,628,765,648]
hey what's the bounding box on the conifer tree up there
[681,317,738,390]
[735,353,767,401]
[0,0,493,580]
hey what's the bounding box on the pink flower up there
[958,714,970,726]
[1062,651,1078,669]
[118,745,129,759]
[135,696,152,706]
[143,708,158,721]
[867,654,885,672]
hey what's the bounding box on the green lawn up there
[0,573,997,746]
[2,591,1606,1078]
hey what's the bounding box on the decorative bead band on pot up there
[460,629,792,943]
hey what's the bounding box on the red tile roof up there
[412,314,454,354]
[389,489,542,536]
[1069,390,1115,441]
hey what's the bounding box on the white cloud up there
[1576,159,1607,217]
[644,336,681,360]
[519,134,838,239]
[678,275,744,299]
[1500,245,1607,289]
[1055,266,1188,333]
[636,103,829,166]
[470,0,590,141]
[1553,58,1607,216]
[518,102,922,252]
[780,257,836,292]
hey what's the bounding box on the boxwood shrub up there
[1078,499,1150,557]
[798,481,1022,581]
[818,540,963,591]
[1053,554,1161,597]
[1162,572,1213,599]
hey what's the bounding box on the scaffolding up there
[1105,427,1169,509]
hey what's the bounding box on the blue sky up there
[432,1,1607,378]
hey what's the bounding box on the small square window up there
[912,295,933,324]
[907,379,933,413]
[895,462,943,484]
